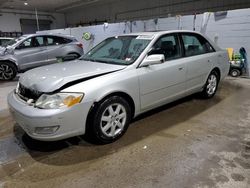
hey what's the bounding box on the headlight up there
[35,93,84,109]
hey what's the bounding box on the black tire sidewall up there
[90,96,131,144]
[68,53,80,59]
[0,62,17,81]
[230,69,240,77]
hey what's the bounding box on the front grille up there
[17,84,43,102]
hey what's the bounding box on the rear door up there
[180,33,216,93]
[137,33,187,111]
[45,36,72,64]
[15,36,48,70]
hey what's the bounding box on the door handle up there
[178,67,184,70]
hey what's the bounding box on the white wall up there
[39,8,250,75]
[0,9,66,33]
[40,8,250,53]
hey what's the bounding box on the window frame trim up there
[17,37,33,49]
[149,33,183,62]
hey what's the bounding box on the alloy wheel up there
[206,74,217,95]
[100,103,127,137]
[0,64,14,80]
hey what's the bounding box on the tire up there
[61,53,81,62]
[200,70,219,99]
[86,96,132,144]
[68,53,80,59]
[0,62,17,81]
[230,69,240,77]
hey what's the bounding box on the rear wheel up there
[0,62,17,81]
[230,69,240,77]
[200,70,219,98]
[86,96,131,144]
[67,53,80,60]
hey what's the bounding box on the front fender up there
[62,69,141,117]
[0,56,18,68]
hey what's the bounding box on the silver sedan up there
[8,30,229,144]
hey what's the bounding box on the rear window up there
[46,36,72,46]
[181,33,215,57]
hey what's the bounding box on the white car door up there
[137,34,187,111]
[180,33,216,93]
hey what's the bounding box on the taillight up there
[77,43,83,49]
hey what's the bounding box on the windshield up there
[2,36,26,47]
[81,36,151,65]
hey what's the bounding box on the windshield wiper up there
[95,59,114,64]
[80,57,128,66]
[80,58,95,62]
[81,57,113,64]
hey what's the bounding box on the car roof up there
[121,30,205,37]
[119,30,221,51]
[22,33,75,39]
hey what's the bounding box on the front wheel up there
[200,70,219,98]
[86,96,132,144]
[0,62,17,81]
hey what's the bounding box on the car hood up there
[19,60,125,92]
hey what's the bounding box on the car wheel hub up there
[100,103,127,137]
[0,64,14,80]
[232,71,238,76]
[207,74,217,95]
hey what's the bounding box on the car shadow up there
[12,80,243,166]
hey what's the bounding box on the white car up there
[0,37,14,46]
[8,30,229,144]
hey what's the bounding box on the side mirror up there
[140,54,165,67]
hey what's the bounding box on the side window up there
[33,36,45,47]
[19,38,32,48]
[63,38,73,43]
[149,34,181,61]
[91,39,123,59]
[47,37,54,45]
[53,36,68,45]
[46,36,70,46]
[181,34,215,57]
[204,40,215,53]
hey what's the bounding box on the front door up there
[15,36,48,70]
[137,34,187,111]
